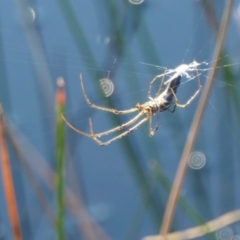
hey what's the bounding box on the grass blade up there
[56,78,66,240]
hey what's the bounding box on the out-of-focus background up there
[0,0,240,239]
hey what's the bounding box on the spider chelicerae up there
[62,61,203,146]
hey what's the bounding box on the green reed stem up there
[56,78,66,240]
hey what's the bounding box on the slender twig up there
[0,105,22,240]
[144,209,240,240]
[5,119,56,226]
[160,1,234,238]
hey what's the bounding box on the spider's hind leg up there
[88,118,105,146]
[88,114,149,146]
[149,112,160,136]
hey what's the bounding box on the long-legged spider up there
[62,61,202,146]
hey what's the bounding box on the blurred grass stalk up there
[160,0,234,239]
[0,105,22,240]
[56,79,66,240]
[201,0,240,115]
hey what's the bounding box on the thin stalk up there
[0,105,22,240]
[5,118,56,227]
[56,79,66,240]
[145,209,240,240]
[160,1,234,238]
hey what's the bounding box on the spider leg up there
[80,74,138,115]
[61,114,93,138]
[61,114,91,137]
[155,70,167,97]
[167,104,176,113]
[148,70,170,99]
[171,67,202,108]
[174,88,201,108]
[61,112,145,145]
[91,116,150,146]
[88,112,144,137]
[149,111,160,136]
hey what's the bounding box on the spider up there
[62,61,202,146]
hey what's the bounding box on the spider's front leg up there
[170,68,202,108]
[80,74,138,115]
[148,70,167,99]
